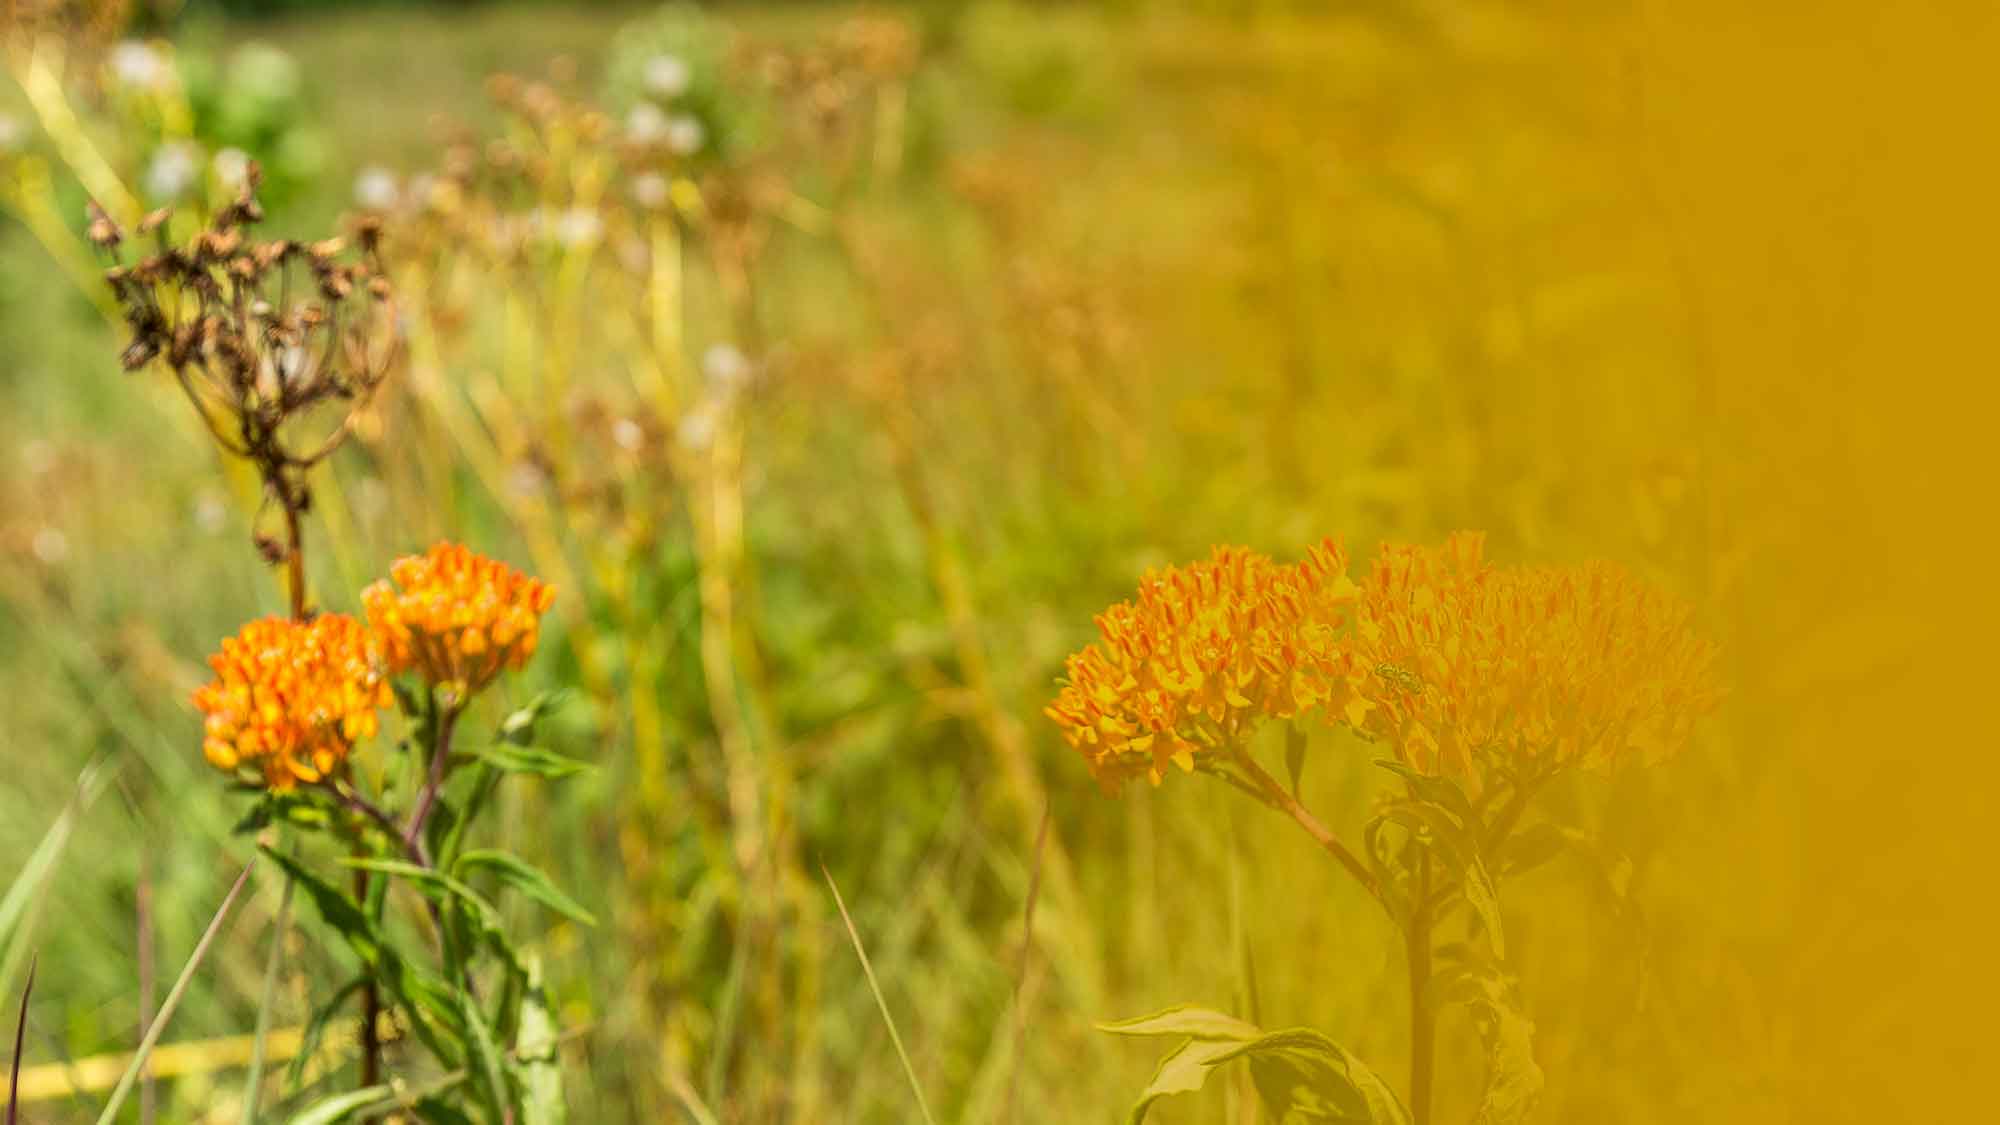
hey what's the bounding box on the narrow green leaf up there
[459,992,513,1123]
[409,1097,477,1125]
[286,1084,394,1125]
[1468,978,1543,1125]
[475,745,594,779]
[1374,760,1476,828]
[516,955,566,1125]
[1096,1005,1261,1042]
[455,851,596,926]
[287,978,366,1089]
[499,691,570,745]
[261,849,461,1063]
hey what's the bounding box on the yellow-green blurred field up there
[0,1,1991,1122]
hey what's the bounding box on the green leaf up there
[409,1097,476,1125]
[1373,803,1507,960]
[1096,1005,1262,1041]
[260,849,462,1064]
[455,851,597,927]
[516,954,567,1125]
[287,1084,393,1125]
[499,691,570,746]
[475,745,594,779]
[1374,760,1477,829]
[459,990,514,1123]
[1219,1028,1412,1125]
[1125,1037,1245,1124]
[1466,977,1543,1125]
[287,977,366,1088]
[338,858,504,933]
[1102,1009,1410,1125]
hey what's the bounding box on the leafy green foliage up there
[1101,1006,1411,1124]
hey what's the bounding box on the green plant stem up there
[1407,850,1435,1125]
[1228,747,1384,908]
[354,861,381,1093]
[403,705,462,863]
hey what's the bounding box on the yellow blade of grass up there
[822,864,937,1125]
[93,861,254,1125]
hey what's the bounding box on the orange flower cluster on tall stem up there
[193,614,388,791]
[192,544,555,788]
[363,542,558,706]
[1347,533,1718,790]
[1048,533,1717,794]
[1045,540,1372,790]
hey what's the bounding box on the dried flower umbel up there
[94,163,396,615]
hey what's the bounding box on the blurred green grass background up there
[2,1,1989,1121]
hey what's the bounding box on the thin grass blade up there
[8,953,35,1125]
[94,861,254,1125]
[823,864,937,1125]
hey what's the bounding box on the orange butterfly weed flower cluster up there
[194,543,555,788]
[1045,540,1373,790]
[363,542,557,701]
[1348,534,1718,787]
[193,614,389,790]
[1049,533,1717,793]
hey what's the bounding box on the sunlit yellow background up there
[0,0,1990,1120]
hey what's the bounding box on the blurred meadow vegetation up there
[1,0,1991,1121]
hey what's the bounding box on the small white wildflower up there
[507,461,549,499]
[631,172,670,210]
[145,142,201,201]
[553,206,603,248]
[194,489,229,534]
[643,54,691,99]
[626,102,669,146]
[677,405,718,453]
[702,343,750,392]
[110,41,168,90]
[666,115,706,157]
[354,166,400,210]
[612,417,646,452]
[213,147,252,189]
[30,527,68,565]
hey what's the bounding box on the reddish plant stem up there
[404,705,461,861]
[1229,747,1385,908]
